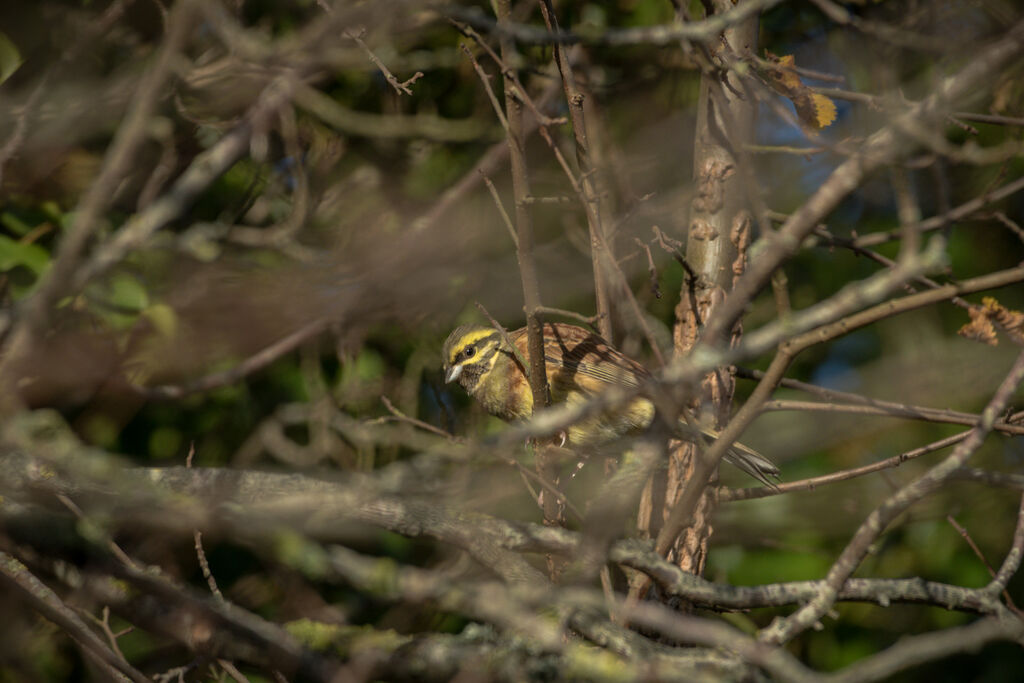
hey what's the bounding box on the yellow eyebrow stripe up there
[448,329,500,365]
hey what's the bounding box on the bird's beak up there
[445,364,463,384]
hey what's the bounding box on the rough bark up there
[639,0,758,578]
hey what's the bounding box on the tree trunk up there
[639,0,759,578]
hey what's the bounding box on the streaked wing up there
[513,323,650,395]
[547,354,643,388]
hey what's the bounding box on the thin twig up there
[954,111,1024,127]
[947,514,1020,614]
[451,20,568,128]
[473,301,530,378]
[460,43,510,134]
[701,20,1024,347]
[442,0,784,47]
[137,319,328,399]
[410,77,564,234]
[88,606,130,661]
[481,172,519,247]
[380,395,454,439]
[828,174,1024,249]
[993,210,1024,243]
[634,238,662,300]
[0,553,151,683]
[186,443,225,601]
[761,349,1024,645]
[534,306,604,327]
[538,0,613,342]
[652,226,697,280]
[218,660,252,683]
[986,492,1024,618]
[760,398,1024,436]
[721,431,969,502]
[194,531,224,602]
[345,28,422,96]
[56,494,139,569]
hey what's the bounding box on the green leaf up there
[108,273,149,312]
[1,211,34,237]
[141,302,179,338]
[0,31,22,85]
[354,348,386,381]
[148,426,183,460]
[0,234,50,274]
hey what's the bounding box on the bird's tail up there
[696,426,780,487]
[721,439,780,487]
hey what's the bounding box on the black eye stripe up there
[447,332,500,366]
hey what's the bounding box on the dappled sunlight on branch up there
[0,0,1023,681]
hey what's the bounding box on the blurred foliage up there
[1,0,1023,680]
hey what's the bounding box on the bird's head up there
[442,324,505,394]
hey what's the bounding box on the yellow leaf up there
[959,297,1024,346]
[762,53,837,130]
[811,93,837,128]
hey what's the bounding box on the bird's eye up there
[463,345,476,359]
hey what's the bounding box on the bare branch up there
[761,349,1024,644]
[344,28,422,96]
[701,19,1024,347]
[0,553,151,683]
[136,319,329,400]
[440,0,784,46]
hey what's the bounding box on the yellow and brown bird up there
[442,322,779,485]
